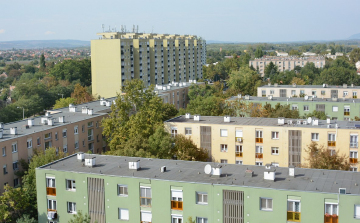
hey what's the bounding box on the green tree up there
[254,46,264,58]
[304,110,327,120]
[264,62,278,78]
[172,135,209,161]
[304,142,350,170]
[68,210,91,223]
[0,185,32,222]
[40,54,46,70]
[330,47,336,55]
[228,67,263,96]
[263,103,299,119]
[49,59,91,86]
[71,83,94,104]
[16,214,37,223]
[349,48,360,64]
[53,97,77,109]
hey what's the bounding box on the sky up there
[0,0,359,43]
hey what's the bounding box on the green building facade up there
[37,154,360,223]
[227,95,360,121]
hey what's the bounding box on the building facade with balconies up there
[165,115,360,171]
[37,153,360,223]
[91,32,206,98]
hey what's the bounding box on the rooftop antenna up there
[121,25,124,33]
[101,24,105,32]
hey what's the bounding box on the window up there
[45,141,52,149]
[291,104,298,110]
[351,135,358,148]
[67,202,76,214]
[344,106,350,115]
[12,143,17,153]
[312,91,316,96]
[235,160,243,165]
[316,104,325,112]
[235,145,242,157]
[328,133,336,145]
[350,167,358,172]
[140,187,152,206]
[353,92,358,99]
[2,147,5,156]
[13,161,18,170]
[196,192,208,204]
[45,132,52,139]
[355,205,360,219]
[287,200,301,221]
[321,90,325,95]
[88,121,93,127]
[271,147,279,155]
[172,215,183,223]
[220,159,228,163]
[220,129,228,137]
[343,91,348,97]
[96,121,99,128]
[271,131,279,139]
[82,125,85,133]
[27,139,32,148]
[332,106,338,112]
[260,198,273,211]
[3,165,7,175]
[270,90,274,95]
[88,129,94,141]
[88,143,94,153]
[47,199,57,211]
[118,208,129,220]
[118,185,128,196]
[171,190,183,208]
[303,105,309,111]
[262,90,266,96]
[256,130,263,143]
[291,90,296,96]
[312,133,319,141]
[255,162,263,166]
[47,178,56,188]
[63,145,67,153]
[256,146,263,158]
[325,203,338,216]
[66,179,76,191]
[220,144,228,152]
[97,134,99,142]
[350,151,358,164]
[171,127,178,137]
[37,137,41,146]
[74,126,78,134]
[141,211,152,223]
[185,127,192,135]
[75,141,79,149]
[63,129,67,138]
[13,178,19,187]
[300,90,305,95]
[82,140,85,147]
[197,217,208,223]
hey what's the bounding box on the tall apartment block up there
[258,83,360,99]
[0,99,115,192]
[91,32,206,98]
[165,115,360,171]
[37,153,360,223]
[227,95,360,121]
[249,56,325,76]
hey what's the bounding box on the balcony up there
[46,187,56,196]
[353,96,357,99]
[235,152,243,158]
[328,141,336,147]
[171,200,183,210]
[235,137,243,143]
[324,215,338,223]
[350,158,358,164]
[255,153,263,159]
[287,211,301,222]
[344,112,350,116]
[255,138,263,143]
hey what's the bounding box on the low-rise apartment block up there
[258,83,360,99]
[249,56,325,76]
[165,115,360,171]
[37,153,360,223]
[227,95,360,121]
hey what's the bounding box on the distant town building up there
[326,52,344,59]
[249,56,325,76]
[91,31,206,98]
[302,52,317,56]
[275,51,288,57]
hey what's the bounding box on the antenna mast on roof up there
[101,24,105,32]
[121,25,124,33]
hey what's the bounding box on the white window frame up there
[255,161,263,166]
[27,139,32,149]
[287,200,301,212]
[260,197,273,211]
[140,211,152,223]
[62,129,67,138]
[311,133,319,141]
[292,104,298,110]
[140,186,152,206]
[63,145,68,153]
[350,151,358,159]
[47,199,57,210]
[75,141,79,149]
[235,130,243,137]
[271,147,279,155]
[197,217,208,223]
[118,184,128,197]
[343,91,348,96]
[350,134,358,148]
[350,167,358,172]
[332,106,338,112]
[66,179,76,191]
[74,126,78,135]
[256,146,263,154]
[220,129,228,137]
[235,160,243,165]
[196,192,208,205]
[2,147,5,157]
[67,202,76,214]
[46,177,56,188]
[118,208,129,220]
[325,203,338,215]
[256,130,263,138]
[303,105,309,111]
[220,144,228,152]
[220,159,228,163]
[171,215,183,223]
[171,127,178,137]
[3,165,8,174]
[271,131,279,139]
[171,190,183,202]
[185,127,192,135]
[354,204,360,219]
[12,143,17,153]
[12,161,18,170]
[328,133,336,142]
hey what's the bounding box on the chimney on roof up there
[59,116,65,123]
[274,83,278,87]
[47,118,53,126]
[343,83,347,88]
[245,169,253,177]
[312,118,318,126]
[194,114,200,121]
[87,109,93,116]
[129,160,140,170]
[45,111,51,116]
[100,98,105,105]
[245,95,250,100]
[212,165,222,177]
[278,117,285,125]
[224,115,231,123]
[27,119,34,127]
[327,118,330,124]
[264,167,275,181]
[82,107,88,114]
[105,101,112,107]
[85,157,96,167]
[237,94,242,99]
[185,113,191,119]
[289,165,295,177]
[77,152,85,161]
[69,104,77,112]
[10,127,17,135]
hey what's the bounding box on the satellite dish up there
[304,95,309,100]
[204,164,212,175]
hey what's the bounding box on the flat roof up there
[166,115,360,130]
[0,98,116,143]
[38,154,360,195]
[227,96,360,103]
[258,85,360,89]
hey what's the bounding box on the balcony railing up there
[350,158,358,164]
[324,215,338,223]
[235,137,243,143]
[328,141,336,147]
[255,153,263,159]
[171,200,183,210]
[344,111,350,116]
[235,152,243,157]
[46,187,56,196]
[353,96,358,99]
[255,138,263,143]
[287,211,301,222]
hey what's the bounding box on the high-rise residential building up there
[257,83,360,99]
[165,115,360,171]
[37,153,360,223]
[91,32,206,98]
[226,95,360,121]
[249,56,325,76]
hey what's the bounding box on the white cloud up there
[0,29,5,34]
[45,31,55,35]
